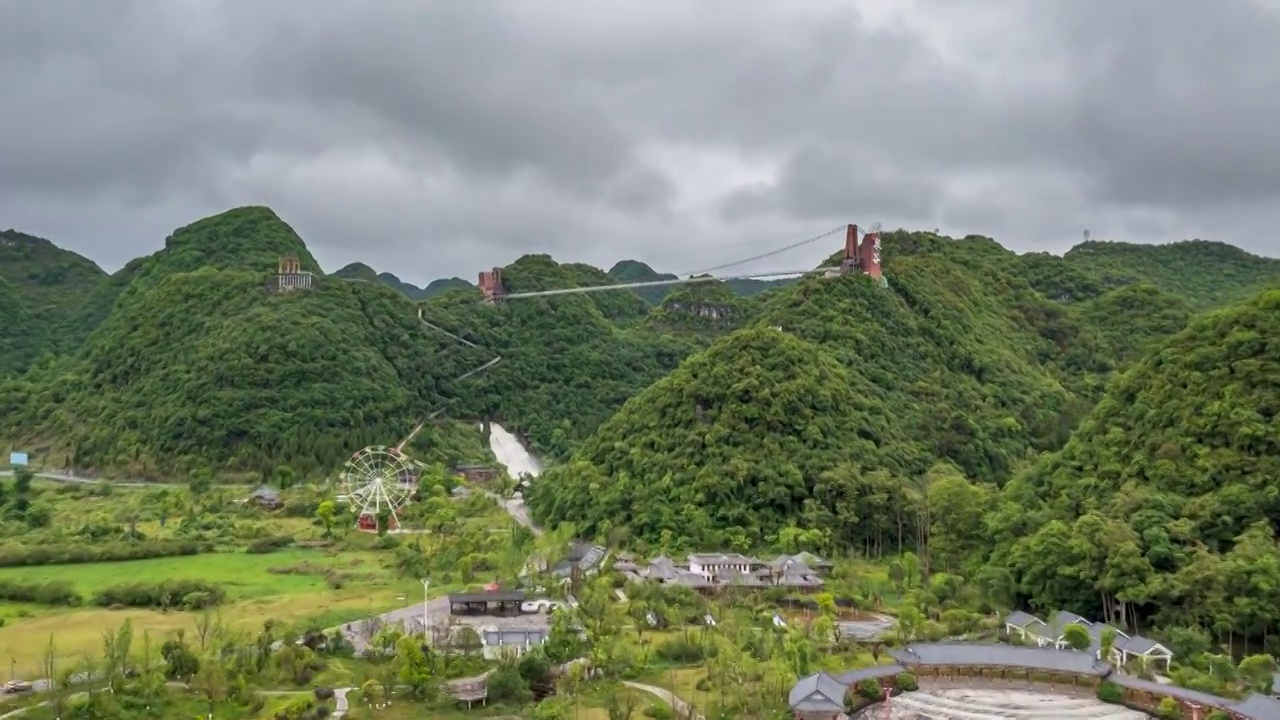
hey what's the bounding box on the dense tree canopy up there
[1063,239,1280,310]
[525,326,869,548]
[0,208,496,478]
[0,229,108,361]
[2,205,1276,504]
[0,276,46,377]
[989,289,1280,638]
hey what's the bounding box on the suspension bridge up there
[393,221,884,449]
[478,222,885,302]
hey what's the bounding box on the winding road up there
[0,469,184,487]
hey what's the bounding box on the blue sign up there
[9,452,28,466]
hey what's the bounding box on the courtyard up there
[872,686,1150,719]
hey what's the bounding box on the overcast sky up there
[2,0,1278,285]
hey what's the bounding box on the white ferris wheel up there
[339,445,423,532]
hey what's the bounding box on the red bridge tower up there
[478,268,506,302]
[839,224,883,282]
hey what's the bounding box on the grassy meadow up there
[0,478,525,679]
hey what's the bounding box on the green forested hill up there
[988,288,1280,630]
[526,255,1086,546]
[0,208,496,479]
[3,208,1276,489]
[523,233,1278,548]
[607,260,677,304]
[643,280,759,341]
[124,207,322,288]
[1063,239,1280,309]
[332,262,380,283]
[421,276,473,298]
[419,255,691,460]
[525,326,866,548]
[331,261,472,300]
[0,229,107,357]
[0,276,46,377]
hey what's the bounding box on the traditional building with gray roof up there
[1004,609,1173,669]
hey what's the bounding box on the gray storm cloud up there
[1,0,1277,284]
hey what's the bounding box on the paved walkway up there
[333,687,354,718]
[623,681,703,720]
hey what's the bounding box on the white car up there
[3,680,32,694]
[521,599,559,614]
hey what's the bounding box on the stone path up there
[623,681,703,720]
[333,687,355,718]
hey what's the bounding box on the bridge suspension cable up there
[683,225,845,276]
[497,225,847,301]
[500,269,816,300]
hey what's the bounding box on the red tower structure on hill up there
[839,224,884,282]
[478,268,505,302]
[276,255,313,292]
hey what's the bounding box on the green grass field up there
[0,547,424,678]
[0,547,390,599]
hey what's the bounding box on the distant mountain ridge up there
[2,206,1278,487]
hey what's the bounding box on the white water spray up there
[487,423,542,478]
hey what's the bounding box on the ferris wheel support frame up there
[339,445,422,533]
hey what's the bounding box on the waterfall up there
[487,423,542,479]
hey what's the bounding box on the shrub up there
[894,672,918,692]
[92,579,226,609]
[643,703,674,720]
[0,540,207,567]
[0,579,82,606]
[247,536,294,554]
[856,678,882,700]
[655,636,708,663]
[1096,680,1123,704]
[1156,697,1181,720]
[272,696,316,720]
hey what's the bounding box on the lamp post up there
[421,579,431,642]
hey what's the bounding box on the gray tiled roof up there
[1234,694,1280,720]
[788,672,847,712]
[777,572,824,588]
[1109,675,1227,707]
[1115,634,1166,655]
[1004,610,1043,628]
[1046,610,1091,638]
[794,551,831,566]
[891,643,1110,676]
[647,556,678,580]
[689,552,760,565]
[670,571,714,588]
